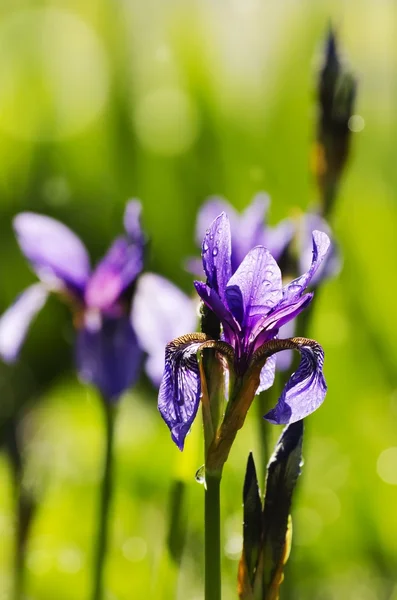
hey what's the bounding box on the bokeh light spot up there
[122,537,147,562]
[348,114,365,133]
[377,447,397,485]
[0,8,109,141]
[27,549,53,575]
[224,533,243,559]
[133,88,199,156]
[57,547,84,573]
[294,507,323,546]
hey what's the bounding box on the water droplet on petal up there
[212,247,218,257]
[210,234,214,240]
[195,465,206,484]
[203,242,209,252]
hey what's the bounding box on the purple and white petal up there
[299,213,340,286]
[85,237,143,311]
[132,273,198,387]
[274,320,295,372]
[0,284,48,363]
[124,200,145,245]
[13,213,91,293]
[76,315,142,401]
[264,342,327,424]
[256,354,277,394]
[195,196,237,248]
[225,247,282,330]
[282,231,330,303]
[158,339,204,450]
[201,213,232,302]
[232,193,270,268]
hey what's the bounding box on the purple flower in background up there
[159,212,330,449]
[132,273,198,386]
[188,193,294,277]
[0,201,145,401]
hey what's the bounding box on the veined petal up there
[158,338,204,450]
[282,230,330,303]
[76,316,142,401]
[0,284,48,363]
[258,293,313,338]
[195,196,236,248]
[257,354,277,394]
[85,237,143,311]
[265,342,326,424]
[225,247,282,330]
[13,212,91,292]
[202,213,232,302]
[132,273,198,387]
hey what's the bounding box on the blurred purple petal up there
[85,237,143,311]
[124,200,145,245]
[231,193,270,268]
[76,316,142,400]
[201,213,232,302]
[265,218,295,263]
[275,320,295,371]
[13,212,91,292]
[0,284,48,363]
[265,343,326,424]
[282,230,330,303]
[195,196,234,248]
[257,354,276,394]
[158,339,203,450]
[132,273,197,387]
[225,247,282,330]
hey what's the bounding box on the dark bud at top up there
[200,300,221,340]
[315,27,357,216]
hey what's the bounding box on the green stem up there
[205,472,222,600]
[91,400,116,600]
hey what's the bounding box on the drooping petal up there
[231,193,270,269]
[282,231,330,303]
[299,213,340,286]
[264,342,326,424]
[132,273,198,386]
[0,284,48,363]
[202,213,232,302]
[225,247,282,331]
[194,280,238,345]
[13,212,91,292]
[76,315,142,401]
[257,293,313,338]
[158,338,204,450]
[257,354,277,394]
[85,237,143,311]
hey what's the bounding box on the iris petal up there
[132,273,197,386]
[256,354,277,394]
[201,213,232,302]
[76,315,142,401]
[158,338,204,450]
[13,212,90,293]
[0,284,48,363]
[264,342,327,424]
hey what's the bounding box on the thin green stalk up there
[91,400,116,600]
[205,472,222,600]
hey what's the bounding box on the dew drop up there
[212,247,219,257]
[203,242,209,252]
[210,234,214,240]
[195,465,206,484]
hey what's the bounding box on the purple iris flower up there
[0,201,145,401]
[159,212,330,450]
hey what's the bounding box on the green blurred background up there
[1,0,397,598]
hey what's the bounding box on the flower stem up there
[205,471,222,600]
[91,399,116,600]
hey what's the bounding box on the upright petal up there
[124,200,145,246]
[76,316,142,401]
[195,196,236,248]
[132,273,198,386]
[282,231,330,303]
[225,247,282,330]
[264,342,327,424]
[13,213,91,293]
[202,213,232,302]
[299,213,340,285]
[158,338,204,450]
[0,284,48,363]
[85,237,143,311]
[194,281,238,345]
